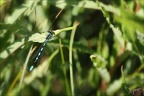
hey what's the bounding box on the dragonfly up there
[28,9,63,72]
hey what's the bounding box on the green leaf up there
[0,26,76,59]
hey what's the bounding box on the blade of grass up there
[69,21,79,96]
[7,71,22,95]
[18,45,33,95]
[59,38,71,96]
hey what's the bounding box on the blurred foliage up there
[0,0,144,96]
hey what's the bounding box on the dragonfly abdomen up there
[29,31,53,72]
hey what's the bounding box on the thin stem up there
[18,46,33,95]
[69,21,78,96]
[59,38,71,96]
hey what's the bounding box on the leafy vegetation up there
[0,0,143,96]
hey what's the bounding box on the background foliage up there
[0,0,144,96]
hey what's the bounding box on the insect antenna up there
[48,9,63,31]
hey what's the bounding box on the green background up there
[0,0,143,96]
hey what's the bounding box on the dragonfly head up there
[48,30,55,36]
